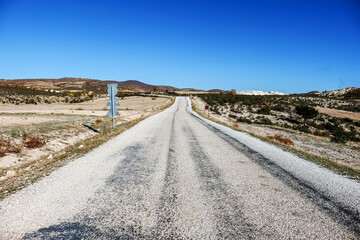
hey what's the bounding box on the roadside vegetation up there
[192,93,360,181]
[198,93,360,144]
[0,96,174,200]
[0,86,95,104]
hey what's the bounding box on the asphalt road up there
[1,97,359,239]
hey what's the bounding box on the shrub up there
[0,138,23,156]
[343,118,353,123]
[297,125,310,133]
[255,117,273,125]
[228,114,237,119]
[22,136,46,148]
[237,117,252,124]
[295,104,319,125]
[8,143,22,153]
[267,135,294,145]
[0,148,6,157]
[272,104,286,112]
[0,139,10,157]
[331,128,349,144]
[257,106,271,115]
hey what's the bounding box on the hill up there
[0,78,181,94]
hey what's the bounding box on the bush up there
[272,104,286,112]
[237,117,252,124]
[297,125,310,133]
[22,136,46,148]
[255,117,273,125]
[331,128,349,144]
[267,135,294,145]
[257,106,271,115]
[343,118,353,123]
[0,138,23,156]
[295,104,318,125]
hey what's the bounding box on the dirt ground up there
[192,96,360,171]
[316,107,360,121]
[0,96,171,177]
[0,96,170,117]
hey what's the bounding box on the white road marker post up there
[106,84,120,129]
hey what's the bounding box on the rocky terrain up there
[198,91,360,143]
[191,94,360,177]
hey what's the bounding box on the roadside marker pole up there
[106,84,120,129]
[112,89,115,128]
[205,105,209,117]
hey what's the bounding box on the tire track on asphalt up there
[183,124,264,239]
[23,140,161,239]
[190,112,360,236]
[156,105,181,238]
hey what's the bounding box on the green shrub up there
[295,104,319,125]
[237,117,252,124]
[228,114,237,119]
[257,106,271,115]
[331,128,349,144]
[297,125,310,133]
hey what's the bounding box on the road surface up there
[0,97,359,239]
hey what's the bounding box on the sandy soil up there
[0,96,169,117]
[0,115,65,127]
[192,96,360,171]
[316,107,360,121]
[0,96,172,175]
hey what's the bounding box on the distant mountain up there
[0,77,228,93]
[0,78,183,93]
[208,89,225,93]
[319,87,359,97]
[236,90,288,96]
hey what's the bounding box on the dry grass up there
[0,138,23,156]
[191,98,360,181]
[0,97,175,200]
[316,107,360,121]
[22,136,46,148]
[267,135,294,145]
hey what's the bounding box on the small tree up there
[295,105,319,125]
[230,89,236,100]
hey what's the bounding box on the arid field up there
[191,94,360,177]
[0,96,172,186]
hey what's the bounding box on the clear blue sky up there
[0,0,359,93]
